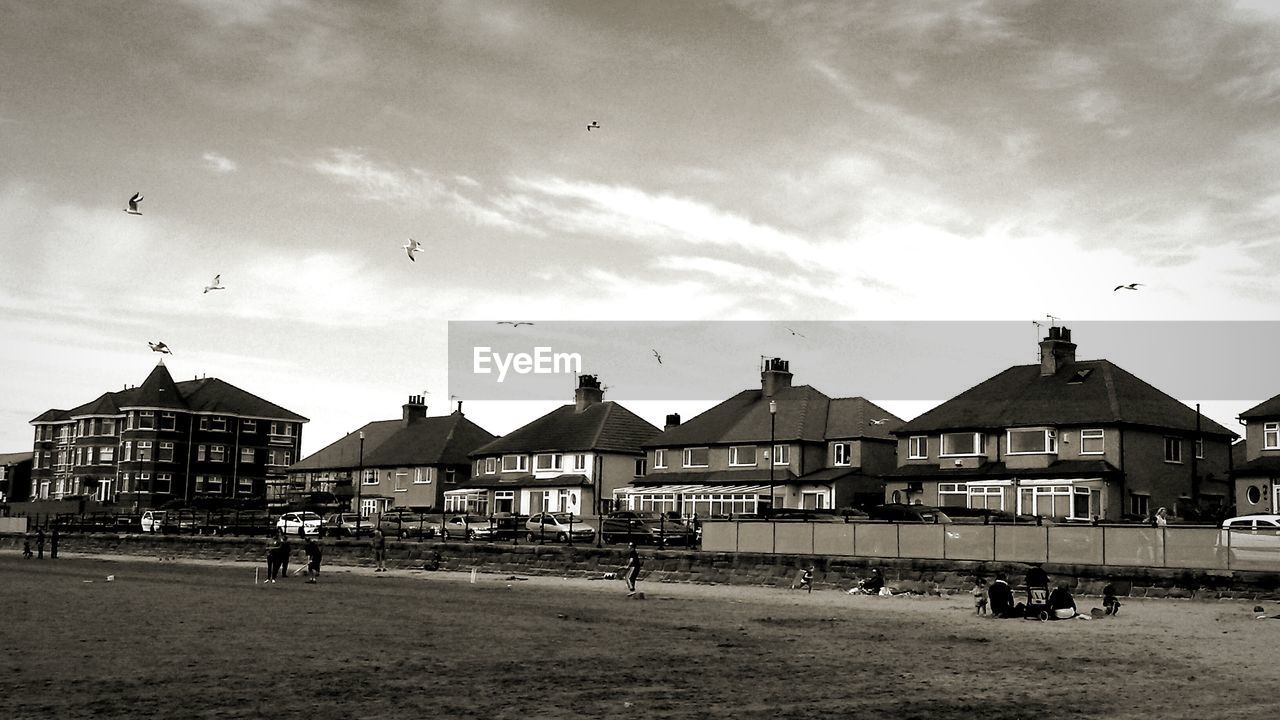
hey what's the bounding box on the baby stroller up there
[1025,585,1051,621]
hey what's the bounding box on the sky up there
[2,0,1279,456]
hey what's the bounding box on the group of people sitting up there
[982,566,1121,620]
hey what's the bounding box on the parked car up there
[322,512,374,538]
[600,511,696,545]
[140,510,167,533]
[377,511,437,540]
[276,511,323,537]
[525,512,596,543]
[1218,514,1280,563]
[867,503,953,524]
[439,514,497,541]
[941,507,1043,524]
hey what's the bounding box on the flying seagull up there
[203,274,225,294]
[124,192,143,215]
[868,418,891,425]
[652,349,663,365]
[497,321,534,327]
[586,121,600,131]
[785,326,806,338]
[403,238,423,262]
[148,341,172,355]
[1113,283,1144,291]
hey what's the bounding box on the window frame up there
[833,442,851,466]
[940,432,986,458]
[683,447,709,468]
[1164,437,1183,464]
[1080,429,1105,455]
[160,412,176,431]
[728,445,757,467]
[653,449,667,469]
[908,436,928,460]
[501,455,528,473]
[1006,428,1057,455]
[534,453,562,471]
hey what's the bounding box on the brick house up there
[887,327,1235,521]
[0,451,33,503]
[28,361,307,509]
[459,375,660,518]
[1229,394,1280,514]
[286,396,496,516]
[629,358,903,517]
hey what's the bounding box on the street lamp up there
[355,431,365,536]
[768,398,777,516]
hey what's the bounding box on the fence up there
[702,521,1280,572]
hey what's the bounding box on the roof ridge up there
[1100,362,1122,422]
[588,402,613,449]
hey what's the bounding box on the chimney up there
[761,357,793,397]
[1039,326,1077,376]
[575,374,604,412]
[664,413,681,430]
[402,394,428,425]
[455,400,464,415]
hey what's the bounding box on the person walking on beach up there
[304,536,322,584]
[625,542,642,595]
[36,527,45,560]
[373,526,387,572]
[50,525,59,559]
[279,532,292,578]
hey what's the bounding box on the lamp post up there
[768,399,777,516]
[355,431,365,536]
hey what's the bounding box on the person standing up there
[373,526,387,572]
[36,527,45,560]
[624,542,642,595]
[304,536,322,584]
[266,532,283,583]
[1154,507,1169,527]
[972,577,988,616]
[50,525,60,559]
[279,532,293,579]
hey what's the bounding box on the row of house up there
[16,327,1280,521]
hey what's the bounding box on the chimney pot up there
[1039,326,1078,376]
[761,357,793,397]
[664,413,681,430]
[575,374,604,412]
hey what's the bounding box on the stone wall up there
[3,532,1278,600]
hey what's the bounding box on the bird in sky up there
[203,274,225,294]
[785,326,806,338]
[868,418,891,425]
[403,238,423,262]
[497,321,534,327]
[1113,283,1144,291]
[124,192,143,215]
[586,121,600,131]
[147,341,172,355]
[652,349,663,365]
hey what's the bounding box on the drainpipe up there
[183,414,194,504]
[1191,404,1202,509]
[1118,427,1126,519]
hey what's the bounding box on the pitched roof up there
[825,397,904,440]
[0,451,34,465]
[895,359,1234,438]
[643,385,834,447]
[30,409,70,423]
[288,420,404,471]
[362,413,497,467]
[68,392,122,418]
[121,362,187,410]
[471,401,660,456]
[1240,395,1280,421]
[1231,455,1280,477]
[175,378,307,421]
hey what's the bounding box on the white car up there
[276,511,323,537]
[141,510,167,533]
[1218,514,1280,565]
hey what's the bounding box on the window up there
[535,453,562,471]
[728,445,757,467]
[394,471,408,492]
[270,422,293,436]
[197,445,206,462]
[634,459,646,477]
[267,449,292,466]
[1130,493,1150,518]
[1007,428,1057,454]
[138,411,155,430]
[445,469,456,484]
[363,469,378,485]
[240,447,254,463]
[210,445,226,463]
[969,485,1004,511]
[238,475,253,492]
[772,444,789,466]
[243,420,257,433]
[1080,429,1104,455]
[1265,422,1280,450]
[102,418,116,436]
[908,436,927,459]
[154,442,172,463]
[683,447,709,468]
[197,475,223,494]
[199,417,209,431]
[414,467,430,484]
[136,441,153,462]
[833,442,851,466]
[210,416,227,432]
[501,455,528,472]
[160,412,176,431]
[574,454,587,471]
[1164,438,1182,464]
[941,433,985,457]
[653,449,667,469]
[1247,486,1263,505]
[485,457,496,474]
[1195,438,1205,459]
[98,446,113,464]
[938,482,967,507]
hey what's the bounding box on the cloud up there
[202,151,238,173]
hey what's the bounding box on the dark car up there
[600,511,696,545]
[378,512,437,540]
[867,503,953,524]
[941,506,1043,525]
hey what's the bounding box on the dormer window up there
[940,432,985,457]
[1067,368,1094,384]
[1007,428,1057,455]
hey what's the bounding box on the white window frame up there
[210,445,226,463]
[485,457,496,474]
[1195,438,1205,459]
[240,447,254,464]
[243,419,257,433]
[1129,493,1150,518]
[363,469,378,485]
[908,436,927,460]
[573,453,587,471]
[653,449,667,469]
[1006,428,1057,455]
[160,412,176,431]
[938,482,967,507]
[728,445,757,467]
[136,441,153,462]
[833,442,851,467]
[394,471,408,492]
[210,416,227,432]
[414,467,431,484]
[1266,422,1280,450]
[502,455,528,473]
[940,432,985,457]
[1164,437,1183,464]
[968,485,1005,511]
[634,458,646,477]
[772,444,789,466]
[138,411,155,430]
[99,446,114,464]
[683,447,709,468]
[1080,429,1105,455]
[534,453,562,471]
[196,444,206,462]
[159,442,174,462]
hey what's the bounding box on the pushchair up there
[1025,585,1050,621]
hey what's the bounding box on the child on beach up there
[972,578,988,615]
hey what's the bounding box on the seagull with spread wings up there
[148,341,172,355]
[1113,283,1144,292]
[124,192,143,215]
[652,349,663,365]
[497,321,535,327]
[786,326,806,338]
[404,238,423,262]
[868,418,892,425]
[586,121,600,131]
[203,274,225,294]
